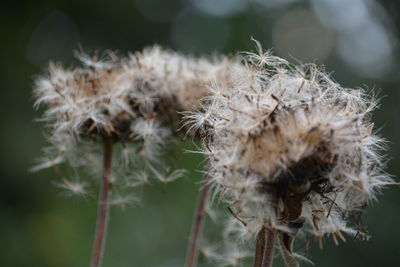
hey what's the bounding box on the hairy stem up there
[90,137,113,267]
[185,174,211,267]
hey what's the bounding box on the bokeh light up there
[272,8,334,62]
[26,11,79,66]
[311,0,396,77]
[171,7,230,53]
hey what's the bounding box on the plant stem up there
[185,174,210,267]
[254,192,279,267]
[253,227,266,267]
[261,226,277,267]
[253,226,277,267]
[278,232,299,267]
[90,137,113,267]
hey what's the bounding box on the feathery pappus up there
[32,46,243,197]
[186,41,393,266]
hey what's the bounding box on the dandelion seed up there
[30,155,64,172]
[109,194,140,211]
[55,178,89,197]
[126,170,151,187]
[200,243,220,260]
[148,164,187,184]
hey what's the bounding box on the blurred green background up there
[1,0,399,266]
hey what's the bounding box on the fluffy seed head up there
[33,46,244,195]
[189,43,392,256]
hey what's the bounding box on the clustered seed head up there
[188,42,392,264]
[32,46,243,196]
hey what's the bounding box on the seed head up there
[189,42,392,263]
[33,46,243,195]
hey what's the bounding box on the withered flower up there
[33,46,240,170]
[33,46,242,267]
[188,42,392,267]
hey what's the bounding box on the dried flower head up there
[33,46,245,267]
[33,46,242,194]
[188,42,392,265]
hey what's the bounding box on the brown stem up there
[278,232,299,267]
[254,194,279,267]
[262,226,277,267]
[185,174,211,267]
[253,227,266,267]
[90,137,113,267]
[254,226,277,267]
